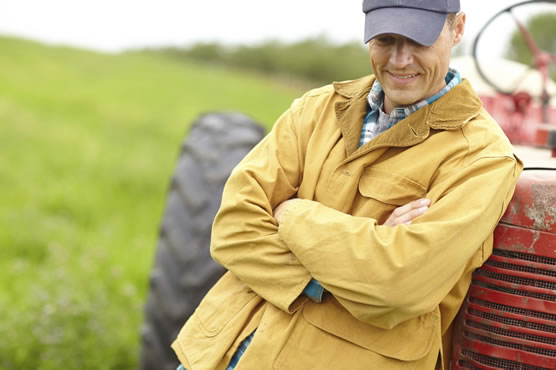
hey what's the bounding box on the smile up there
[389,72,418,78]
[387,72,419,84]
[395,74,417,79]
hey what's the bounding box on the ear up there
[453,12,466,45]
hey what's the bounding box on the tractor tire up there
[139,113,265,370]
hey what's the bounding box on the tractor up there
[449,1,556,368]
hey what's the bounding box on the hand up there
[273,198,301,225]
[383,198,430,227]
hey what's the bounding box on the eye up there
[375,36,395,45]
[408,39,423,47]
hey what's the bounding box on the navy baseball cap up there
[363,0,460,46]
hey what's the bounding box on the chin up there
[391,96,420,107]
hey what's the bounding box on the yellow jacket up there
[172,75,522,369]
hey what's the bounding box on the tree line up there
[138,11,555,87]
[142,37,372,86]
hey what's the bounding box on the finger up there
[392,198,430,218]
[384,199,431,227]
[391,206,428,226]
[402,206,429,225]
[273,198,300,224]
[387,205,429,227]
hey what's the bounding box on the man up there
[172,0,522,369]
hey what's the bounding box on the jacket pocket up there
[194,271,258,337]
[302,296,439,362]
[173,272,263,369]
[359,167,427,206]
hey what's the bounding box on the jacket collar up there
[333,74,483,157]
[333,75,375,99]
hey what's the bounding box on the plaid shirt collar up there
[360,68,461,147]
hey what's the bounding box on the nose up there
[389,39,413,68]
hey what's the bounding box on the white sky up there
[0,0,538,53]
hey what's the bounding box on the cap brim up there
[364,7,447,46]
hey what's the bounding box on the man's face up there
[368,13,465,114]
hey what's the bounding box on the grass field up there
[0,36,302,369]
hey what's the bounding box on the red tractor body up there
[452,14,556,364]
[452,171,556,369]
[480,93,556,147]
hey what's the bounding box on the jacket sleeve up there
[278,155,522,329]
[210,98,313,314]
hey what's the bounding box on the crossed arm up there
[210,107,521,329]
[275,198,431,303]
[274,198,430,227]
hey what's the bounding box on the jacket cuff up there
[303,278,325,303]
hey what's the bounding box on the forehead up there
[371,19,452,46]
[371,33,425,45]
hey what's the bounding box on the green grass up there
[0,36,301,369]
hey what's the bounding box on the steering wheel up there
[472,0,556,122]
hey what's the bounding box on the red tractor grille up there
[452,220,556,370]
[467,308,556,335]
[472,278,556,302]
[475,268,556,291]
[468,297,556,322]
[460,349,549,370]
[464,331,556,358]
[492,250,556,267]
[464,319,555,346]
